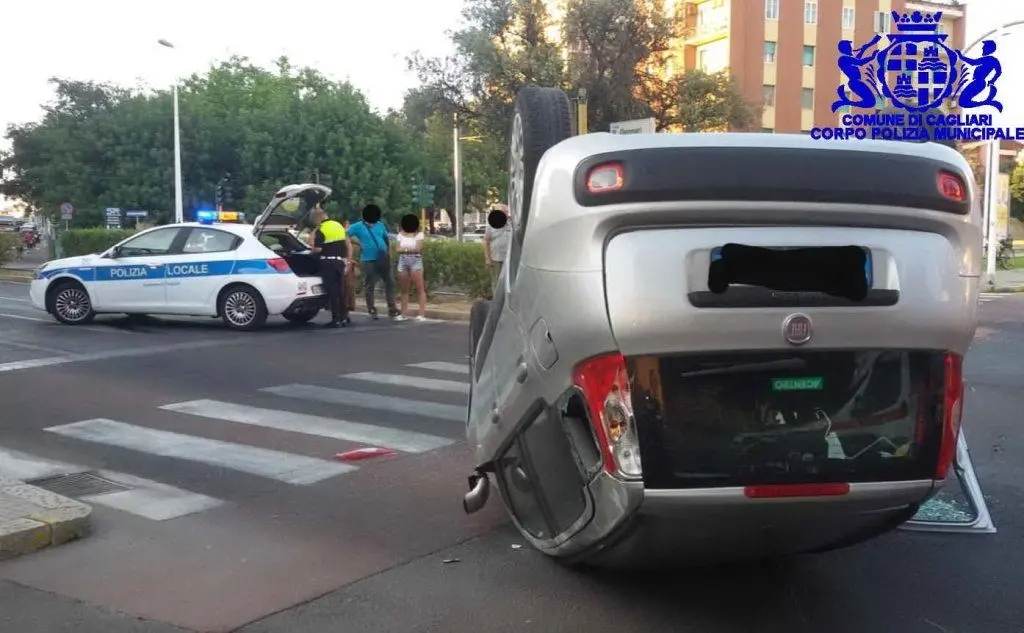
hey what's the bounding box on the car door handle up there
[516,362,528,384]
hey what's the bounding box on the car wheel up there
[508,85,573,245]
[48,281,96,325]
[218,284,268,331]
[283,310,317,325]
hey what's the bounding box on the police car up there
[30,183,330,331]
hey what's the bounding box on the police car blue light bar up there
[196,210,218,224]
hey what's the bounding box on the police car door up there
[90,227,187,312]
[163,227,243,313]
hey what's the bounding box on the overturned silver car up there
[462,86,984,568]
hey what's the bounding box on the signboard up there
[125,210,148,218]
[60,202,73,220]
[609,118,656,135]
[105,207,122,230]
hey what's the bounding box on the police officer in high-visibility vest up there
[309,206,353,328]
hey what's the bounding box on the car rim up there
[55,288,90,322]
[224,291,256,326]
[508,112,525,231]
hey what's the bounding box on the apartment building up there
[664,0,966,132]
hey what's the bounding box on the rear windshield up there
[629,350,945,489]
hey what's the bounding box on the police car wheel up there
[48,281,95,325]
[218,285,268,331]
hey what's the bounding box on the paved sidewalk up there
[0,476,91,560]
[993,268,1024,292]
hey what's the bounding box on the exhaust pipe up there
[463,472,491,514]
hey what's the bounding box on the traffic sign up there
[60,202,73,219]
[125,210,148,218]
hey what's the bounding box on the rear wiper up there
[677,358,806,379]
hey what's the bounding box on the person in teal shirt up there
[347,204,399,319]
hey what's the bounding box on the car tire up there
[283,310,318,325]
[47,280,96,325]
[218,284,268,331]
[508,85,574,244]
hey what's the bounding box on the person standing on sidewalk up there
[483,205,511,294]
[309,207,352,328]
[347,204,399,320]
[395,213,427,321]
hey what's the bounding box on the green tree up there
[653,69,759,132]
[1009,160,1024,221]
[1,57,426,227]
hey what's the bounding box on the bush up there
[0,233,19,265]
[353,238,491,298]
[61,228,136,257]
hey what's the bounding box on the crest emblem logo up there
[832,10,1002,114]
[782,314,813,346]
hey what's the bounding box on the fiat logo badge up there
[782,313,813,346]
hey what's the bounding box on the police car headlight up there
[33,265,46,280]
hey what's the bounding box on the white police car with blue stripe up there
[30,183,332,331]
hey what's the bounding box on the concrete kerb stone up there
[0,475,92,560]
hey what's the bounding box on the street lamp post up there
[158,39,184,224]
[960,22,1024,287]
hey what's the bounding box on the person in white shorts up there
[395,213,427,321]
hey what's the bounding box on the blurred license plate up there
[711,245,873,287]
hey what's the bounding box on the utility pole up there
[453,113,464,242]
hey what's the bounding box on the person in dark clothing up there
[346,204,399,320]
[309,207,352,328]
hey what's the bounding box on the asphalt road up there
[0,281,1022,633]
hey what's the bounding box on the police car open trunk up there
[582,139,981,492]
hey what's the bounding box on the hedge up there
[61,228,136,257]
[0,233,19,265]
[58,228,492,296]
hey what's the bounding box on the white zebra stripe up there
[261,384,466,422]
[160,399,453,453]
[406,361,470,375]
[341,371,470,394]
[44,419,355,485]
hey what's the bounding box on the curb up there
[988,286,1024,294]
[424,308,471,322]
[0,477,92,560]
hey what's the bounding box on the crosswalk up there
[980,292,1008,303]
[0,359,468,522]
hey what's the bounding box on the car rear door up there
[163,227,245,314]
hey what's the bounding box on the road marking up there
[0,340,228,374]
[0,339,70,355]
[0,312,47,322]
[161,399,453,453]
[83,470,224,521]
[44,418,356,485]
[407,361,470,375]
[341,371,470,395]
[261,384,466,422]
[0,296,30,302]
[0,447,222,520]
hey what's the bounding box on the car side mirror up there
[107,246,120,258]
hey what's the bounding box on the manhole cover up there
[26,471,132,498]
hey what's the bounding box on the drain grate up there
[26,471,133,498]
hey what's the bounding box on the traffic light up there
[410,184,421,206]
[222,173,234,207]
[424,184,436,207]
[215,178,225,209]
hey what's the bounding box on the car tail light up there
[935,352,964,480]
[572,353,642,478]
[938,171,966,202]
[267,257,291,272]
[586,162,624,193]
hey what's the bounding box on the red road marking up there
[335,447,398,462]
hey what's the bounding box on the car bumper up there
[262,277,325,314]
[28,280,48,312]
[534,474,936,567]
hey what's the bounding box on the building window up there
[698,49,708,70]
[837,105,851,115]
[803,45,815,67]
[875,11,890,33]
[842,7,855,29]
[805,2,818,24]
[765,0,779,20]
[801,88,815,110]
[764,41,777,63]
[763,85,776,107]
[937,23,946,35]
